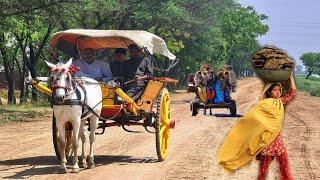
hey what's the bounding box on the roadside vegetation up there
[295,75,320,97]
[0,0,268,105]
[0,105,51,125]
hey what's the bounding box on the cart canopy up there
[50,29,176,60]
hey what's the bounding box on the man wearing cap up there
[110,48,126,78]
[122,44,154,100]
[72,48,113,82]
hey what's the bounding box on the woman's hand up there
[289,71,297,90]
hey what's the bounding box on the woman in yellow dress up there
[217,73,296,180]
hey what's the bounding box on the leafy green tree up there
[218,5,268,76]
[300,52,320,79]
[0,0,270,97]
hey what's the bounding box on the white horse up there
[45,59,102,173]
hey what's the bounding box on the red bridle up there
[49,65,80,93]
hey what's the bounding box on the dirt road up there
[0,78,319,179]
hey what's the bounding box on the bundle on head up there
[252,45,295,82]
[252,45,294,70]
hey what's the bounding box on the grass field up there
[0,105,51,125]
[295,75,320,97]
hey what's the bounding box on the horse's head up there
[45,59,79,104]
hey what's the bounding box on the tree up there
[300,52,320,79]
[0,35,17,105]
[295,64,303,74]
[218,5,268,76]
[0,0,270,95]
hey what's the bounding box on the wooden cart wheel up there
[155,88,171,161]
[229,100,237,117]
[52,114,73,161]
[190,100,198,116]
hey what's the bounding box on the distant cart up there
[188,84,237,117]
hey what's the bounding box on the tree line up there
[0,0,268,105]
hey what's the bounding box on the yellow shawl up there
[217,83,284,173]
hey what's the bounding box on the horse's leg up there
[79,119,87,168]
[57,122,67,173]
[87,116,99,169]
[71,118,80,173]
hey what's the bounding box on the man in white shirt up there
[72,48,113,82]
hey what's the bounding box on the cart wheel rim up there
[160,124,170,158]
[160,90,171,125]
[159,89,170,158]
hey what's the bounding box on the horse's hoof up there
[59,167,68,174]
[79,161,87,168]
[79,157,87,168]
[87,163,95,169]
[86,156,94,168]
[71,168,80,173]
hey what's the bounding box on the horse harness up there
[51,78,94,119]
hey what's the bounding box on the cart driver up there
[72,48,113,82]
[122,44,154,100]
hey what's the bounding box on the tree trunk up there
[305,68,313,79]
[0,44,16,105]
[306,71,312,79]
[27,24,52,102]
[19,56,28,104]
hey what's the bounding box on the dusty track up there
[0,78,319,179]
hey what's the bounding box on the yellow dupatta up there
[217,83,284,173]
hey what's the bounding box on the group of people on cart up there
[188,64,237,104]
[72,44,153,101]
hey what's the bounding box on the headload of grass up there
[295,75,320,97]
[0,105,52,125]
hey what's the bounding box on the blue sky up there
[238,0,320,67]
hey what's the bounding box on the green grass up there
[295,75,320,97]
[0,105,52,125]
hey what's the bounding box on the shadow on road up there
[214,114,242,118]
[95,155,159,166]
[0,155,159,179]
[0,156,57,179]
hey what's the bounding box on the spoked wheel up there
[52,114,73,161]
[190,100,198,116]
[155,88,171,161]
[229,100,237,117]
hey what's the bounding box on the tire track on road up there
[287,110,317,179]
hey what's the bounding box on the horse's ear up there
[65,58,73,66]
[45,61,56,69]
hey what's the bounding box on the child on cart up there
[206,70,216,103]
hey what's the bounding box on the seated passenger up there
[225,65,237,92]
[224,71,232,102]
[187,73,195,85]
[72,48,113,82]
[187,73,196,93]
[194,71,203,86]
[110,48,126,79]
[213,71,225,104]
[122,44,154,100]
[202,71,209,86]
[206,70,216,102]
